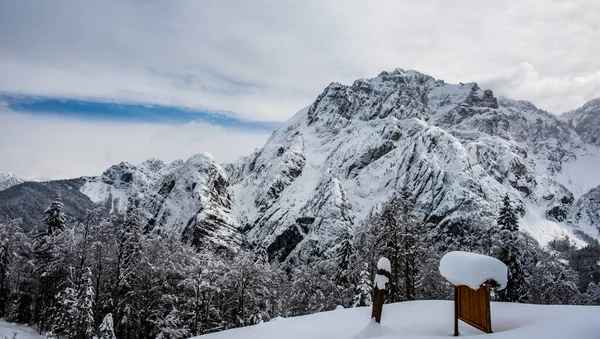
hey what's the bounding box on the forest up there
[0,193,598,339]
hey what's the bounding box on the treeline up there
[0,192,599,338]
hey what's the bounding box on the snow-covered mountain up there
[225,70,599,263]
[563,98,600,146]
[0,171,24,191]
[80,154,240,249]
[35,69,598,263]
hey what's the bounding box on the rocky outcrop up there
[563,98,600,146]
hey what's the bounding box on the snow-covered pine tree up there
[352,263,372,307]
[253,243,269,265]
[73,267,95,339]
[34,195,70,333]
[496,195,529,303]
[498,195,518,232]
[334,227,356,301]
[42,193,68,236]
[98,313,116,339]
[371,191,432,301]
[153,307,190,339]
[336,228,355,273]
[51,286,76,337]
[113,198,143,337]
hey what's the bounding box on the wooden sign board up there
[454,284,492,335]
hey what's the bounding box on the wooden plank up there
[455,284,493,334]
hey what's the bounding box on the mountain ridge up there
[1,68,599,264]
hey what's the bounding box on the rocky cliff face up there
[563,98,600,146]
[80,154,240,249]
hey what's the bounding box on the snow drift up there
[188,300,600,339]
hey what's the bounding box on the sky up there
[0,0,599,179]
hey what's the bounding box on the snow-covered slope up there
[226,69,598,263]
[189,300,600,339]
[0,319,44,338]
[0,171,24,191]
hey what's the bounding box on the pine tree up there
[498,195,518,232]
[372,191,430,301]
[352,263,372,307]
[51,286,76,337]
[496,195,529,302]
[74,267,95,339]
[153,307,190,339]
[253,244,269,265]
[42,193,67,236]
[336,229,355,272]
[34,195,70,333]
[113,199,142,338]
[98,313,117,339]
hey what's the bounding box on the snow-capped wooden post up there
[439,251,508,336]
[371,257,391,324]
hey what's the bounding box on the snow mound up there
[439,251,507,290]
[354,318,395,339]
[377,257,391,272]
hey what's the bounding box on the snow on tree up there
[98,313,116,339]
[371,192,433,301]
[497,195,518,232]
[336,228,356,272]
[42,193,68,236]
[51,285,76,337]
[152,307,190,339]
[253,243,269,265]
[495,195,529,302]
[113,198,143,337]
[73,267,95,339]
[353,263,372,307]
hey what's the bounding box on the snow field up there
[189,300,600,339]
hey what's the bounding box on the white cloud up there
[480,63,600,113]
[1,0,598,120]
[0,108,271,179]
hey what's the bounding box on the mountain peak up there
[563,97,600,146]
[0,171,24,191]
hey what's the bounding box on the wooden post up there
[371,264,391,324]
[454,286,459,336]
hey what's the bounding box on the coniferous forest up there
[0,193,599,339]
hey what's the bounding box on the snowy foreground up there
[0,319,43,339]
[190,301,600,339]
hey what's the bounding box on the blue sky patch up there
[1,94,279,132]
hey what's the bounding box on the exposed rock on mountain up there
[563,98,600,146]
[80,154,240,249]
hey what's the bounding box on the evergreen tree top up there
[498,194,519,232]
[42,192,67,235]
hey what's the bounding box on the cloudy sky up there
[0,0,599,179]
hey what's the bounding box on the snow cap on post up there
[439,251,507,290]
[377,257,391,272]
